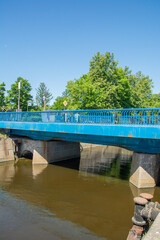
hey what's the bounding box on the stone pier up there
[16,139,80,164]
[129,152,160,188]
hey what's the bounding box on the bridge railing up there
[0,108,160,125]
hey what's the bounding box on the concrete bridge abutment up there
[0,136,15,163]
[15,139,80,164]
[129,152,160,188]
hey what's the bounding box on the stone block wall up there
[0,136,15,163]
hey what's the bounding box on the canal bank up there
[143,213,160,240]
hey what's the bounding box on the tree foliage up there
[0,82,6,108]
[51,96,68,110]
[52,52,154,110]
[1,52,158,112]
[36,82,53,108]
[148,93,160,108]
[129,71,153,108]
[6,77,32,111]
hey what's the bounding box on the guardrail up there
[0,108,160,125]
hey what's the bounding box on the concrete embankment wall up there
[80,143,160,188]
[0,136,15,163]
[80,143,133,172]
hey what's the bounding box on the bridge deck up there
[0,108,160,153]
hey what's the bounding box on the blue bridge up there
[0,108,160,154]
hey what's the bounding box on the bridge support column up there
[32,140,80,164]
[14,138,80,164]
[130,152,160,188]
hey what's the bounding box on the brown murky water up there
[0,145,160,240]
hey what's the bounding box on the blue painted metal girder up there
[0,122,160,139]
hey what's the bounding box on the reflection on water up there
[129,183,155,197]
[80,144,133,180]
[0,144,160,240]
[0,188,103,240]
[32,164,47,179]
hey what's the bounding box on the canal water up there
[0,145,160,240]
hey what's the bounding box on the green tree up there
[87,52,119,109]
[36,82,53,108]
[64,53,133,109]
[147,93,160,108]
[0,82,6,108]
[6,77,33,111]
[51,96,68,110]
[129,71,153,108]
[65,75,89,109]
[63,52,154,109]
[29,103,42,111]
[115,68,132,108]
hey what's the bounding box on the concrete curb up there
[143,213,160,240]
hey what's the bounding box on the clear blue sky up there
[0,0,160,104]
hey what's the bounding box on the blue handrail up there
[0,108,160,125]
